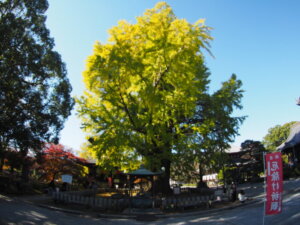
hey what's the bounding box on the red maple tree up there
[37,143,88,183]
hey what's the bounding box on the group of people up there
[225,182,247,203]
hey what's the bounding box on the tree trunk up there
[0,145,5,171]
[199,162,203,183]
[197,161,208,188]
[161,159,172,195]
[21,149,29,182]
[52,173,57,183]
[0,156,4,172]
[222,164,226,186]
[10,165,14,174]
[21,163,30,182]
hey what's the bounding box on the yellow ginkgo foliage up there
[77,2,244,192]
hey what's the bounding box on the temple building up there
[277,122,300,166]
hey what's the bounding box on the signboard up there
[114,179,120,184]
[265,152,283,215]
[61,174,73,184]
[173,187,180,195]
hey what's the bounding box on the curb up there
[30,199,261,220]
[11,195,262,220]
[94,199,262,219]
[157,199,262,219]
[36,203,85,215]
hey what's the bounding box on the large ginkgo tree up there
[77,2,244,193]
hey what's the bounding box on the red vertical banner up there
[265,152,283,215]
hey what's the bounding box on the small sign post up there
[62,174,73,184]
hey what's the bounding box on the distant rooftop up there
[226,145,241,153]
[277,122,300,151]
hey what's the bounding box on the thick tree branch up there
[153,66,169,88]
[118,89,146,134]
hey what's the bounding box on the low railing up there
[161,194,214,210]
[179,187,215,195]
[52,188,215,211]
[96,188,140,196]
[52,191,130,211]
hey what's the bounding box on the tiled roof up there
[277,122,300,151]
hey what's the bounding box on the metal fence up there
[52,189,215,212]
[52,191,130,211]
[161,194,214,210]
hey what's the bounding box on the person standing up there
[230,182,237,202]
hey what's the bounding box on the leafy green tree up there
[3,148,22,173]
[191,75,245,186]
[240,140,266,161]
[239,140,265,181]
[77,2,244,193]
[218,140,265,184]
[0,0,74,176]
[263,121,297,151]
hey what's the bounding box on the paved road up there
[1,179,300,225]
[0,195,129,225]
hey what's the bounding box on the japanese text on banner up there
[265,152,283,215]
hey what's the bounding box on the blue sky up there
[46,0,300,152]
